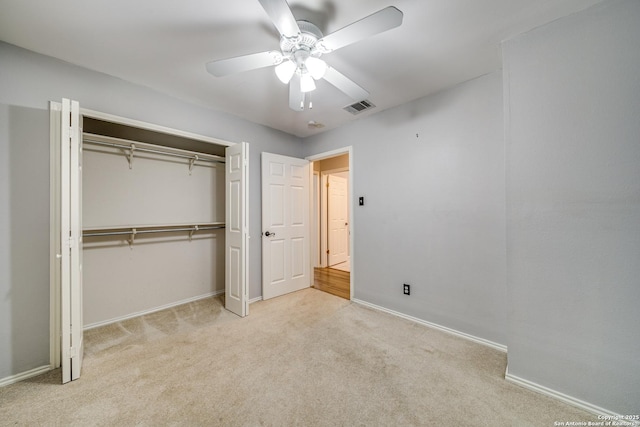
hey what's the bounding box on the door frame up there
[306,146,354,300]
[49,102,240,371]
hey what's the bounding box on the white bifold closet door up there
[60,99,83,384]
[58,99,249,383]
[225,142,249,317]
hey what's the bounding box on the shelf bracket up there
[128,228,137,247]
[126,144,135,169]
[189,225,199,241]
[189,155,198,174]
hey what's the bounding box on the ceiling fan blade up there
[257,0,301,38]
[289,74,305,111]
[322,67,370,101]
[206,51,283,77]
[317,6,403,53]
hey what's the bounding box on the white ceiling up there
[0,0,603,138]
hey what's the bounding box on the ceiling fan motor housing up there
[280,20,324,59]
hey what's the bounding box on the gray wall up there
[503,0,640,414]
[0,41,304,379]
[304,71,507,347]
[0,104,51,379]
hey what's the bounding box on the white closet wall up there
[83,145,224,227]
[82,138,225,328]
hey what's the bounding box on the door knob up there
[264,231,275,237]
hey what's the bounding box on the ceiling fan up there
[206,0,403,111]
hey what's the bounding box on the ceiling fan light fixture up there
[300,72,316,93]
[275,60,296,84]
[305,57,327,80]
[206,2,404,112]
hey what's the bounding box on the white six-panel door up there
[328,174,349,266]
[262,153,310,300]
[225,142,249,317]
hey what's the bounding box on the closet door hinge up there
[66,236,76,249]
[64,346,79,359]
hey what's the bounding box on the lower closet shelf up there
[83,223,225,245]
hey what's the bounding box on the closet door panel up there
[225,142,248,317]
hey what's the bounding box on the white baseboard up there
[0,365,52,388]
[505,369,629,421]
[83,290,225,331]
[249,296,263,304]
[352,298,507,353]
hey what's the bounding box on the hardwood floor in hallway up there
[313,267,350,300]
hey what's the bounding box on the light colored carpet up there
[1,288,597,426]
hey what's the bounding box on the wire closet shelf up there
[83,133,225,172]
[82,133,226,246]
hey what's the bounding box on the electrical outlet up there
[403,284,410,295]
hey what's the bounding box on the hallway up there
[313,267,350,300]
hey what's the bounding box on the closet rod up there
[83,225,225,238]
[83,135,225,164]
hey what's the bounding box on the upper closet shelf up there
[83,133,225,171]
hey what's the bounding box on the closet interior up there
[81,118,228,329]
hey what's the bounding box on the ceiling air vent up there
[343,100,376,115]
